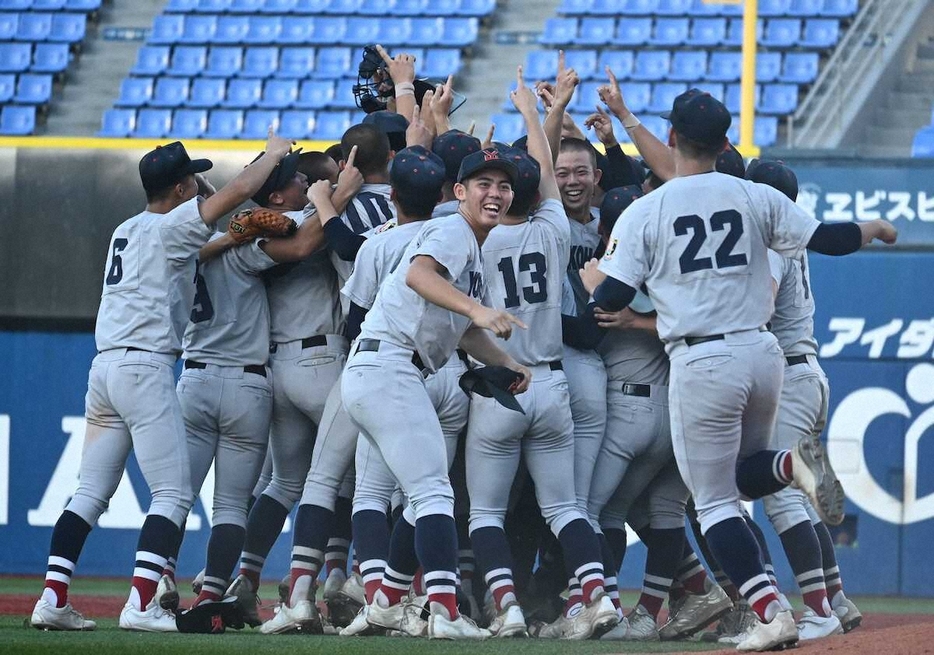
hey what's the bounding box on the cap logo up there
[482,149,499,161]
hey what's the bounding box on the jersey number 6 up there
[674,209,748,275]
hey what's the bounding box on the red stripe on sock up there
[239,568,260,591]
[681,570,708,595]
[44,580,69,608]
[194,590,222,607]
[750,590,780,622]
[581,578,604,605]
[429,592,459,621]
[132,576,159,610]
[638,593,664,618]
[803,589,831,617]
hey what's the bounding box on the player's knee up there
[212,508,248,529]
[265,478,303,507]
[298,480,339,512]
[408,487,454,520]
[468,511,506,534]
[65,492,109,526]
[696,502,745,535]
[763,491,810,535]
[647,497,687,530]
[545,505,588,537]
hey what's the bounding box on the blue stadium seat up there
[98,108,136,137]
[395,0,429,15]
[0,105,35,134]
[692,81,724,102]
[296,78,334,109]
[780,51,819,83]
[564,49,597,79]
[179,15,217,44]
[263,0,300,12]
[241,46,278,78]
[441,17,478,47]
[131,45,171,76]
[631,50,670,81]
[17,13,52,41]
[326,0,363,12]
[0,12,19,40]
[688,0,723,15]
[668,51,707,82]
[49,13,86,42]
[589,0,625,15]
[725,82,760,113]
[344,17,379,46]
[557,0,593,15]
[165,0,199,12]
[723,18,763,46]
[647,82,686,112]
[614,17,651,46]
[329,78,358,109]
[223,77,262,107]
[205,108,244,138]
[172,108,208,137]
[790,0,823,15]
[576,18,614,45]
[358,0,391,14]
[687,17,726,46]
[64,0,102,9]
[620,81,650,112]
[820,0,856,17]
[761,18,800,47]
[490,112,525,143]
[309,17,347,45]
[458,0,495,17]
[149,14,185,44]
[620,0,659,14]
[525,50,557,80]
[229,0,264,12]
[408,17,443,45]
[279,16,314,44]
[151,76,190,107]
[640,114,668,141]
[0,0,32,9]
[911,127,934,158]
[244,16,281,45]
[0,43,32,73]
[755,115,778,146]
[167,45,207,76]
[760,0,793,17]
[115,77,154,107]
[421,48,462,78]
[599,50,634,79]
[0,73,14,102]
[258,78,298,108]
[188,76,226,107]
[759,83,798,114]
[312,109,351,138]
[32,0,66,10]
[426,0,459,16]
[134,108,172,137]
[314,47,351,78]
[243,109,279,138]
[214,16,250,44]
[204,46,243,76]
[277,47,315,78]
[539,18,577,46]
[756,51,782,82]
[379,18,413,47]
[279,109,315,138]
[651,17,689,46]
[800,18,838,48]
[707,51,741,81]
[194,0,231,12]
[655,0,691,16]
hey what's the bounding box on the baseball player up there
[432,129,482,217]
[581,88,896,651]
[30,135,293,633]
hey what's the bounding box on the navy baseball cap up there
[250,149,302,206]
[500,147,541,211]
[390,145,446,198]
[139,141,212,195]
[746,159,799,202]
[456,148,518,186]
[662,88,731,148]
[716,142,746,179]
[599,185,643,234]
[363,110,409,151]
[432,129,481,182]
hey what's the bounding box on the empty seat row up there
[0,41,70,72]
[99,106,362,140]
[163,0,495,18]
[524,49,819,84]
[0,102,35,133]
[0,0,101,11]
[0,71,52,103]
[912,126,934,158]
[148,13,479,47]
[556,0,857,18]
[131,44,461,79]
[0,11,86,42]
[540,16,840,49]
[116,75,377,111]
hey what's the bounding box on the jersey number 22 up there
[674,210,748,274]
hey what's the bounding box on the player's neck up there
[363,171,390,185]
[673,153,717,178]
[566,206,593,224]
[145,198,184,214]
[500,214,526,226]
[397,211,429,226]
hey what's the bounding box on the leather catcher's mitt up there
[459,366,526,415]
[228,208,297,244]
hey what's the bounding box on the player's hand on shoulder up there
[580,258,607,295]
[469,305,528,340]
[308,178,334,205]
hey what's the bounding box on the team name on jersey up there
[468,271,484,299]
[568,245,595,272]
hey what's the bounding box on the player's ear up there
[454,181,468,200]
[593,167,603,186]
[667,128,676,149]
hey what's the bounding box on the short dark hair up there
[341,124,391,177]
[674,130,723,160]
[324,143,343,164]
[297,151,338,184]
[394,189,438,219]
[558,137,598,170]
[144,175,190,203]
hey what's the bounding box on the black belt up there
[269,334,330,354]
[622,383,651,397]
[549,361,563,371]
[684,334,725,346]
[786,355,809,366]
[356,338,427,373]
[184,360,267,377]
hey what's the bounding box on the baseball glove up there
[228,208,298,244]
[459,366,526,415]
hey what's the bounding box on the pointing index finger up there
[375,44,393,65]
[558,49,566,75]
[345,144,357,169]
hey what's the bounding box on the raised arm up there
[541,51,577,165]
[511,66,562,202]
[376,45,417,124]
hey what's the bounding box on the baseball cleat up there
[796,609,843,640]
[323,568,348,602]
[487,603,528,638]
[714,603,759,644]
[832,595,862,633]
[327,570,363,628]
[340,605,386,637]
[225,574,261,627]
[365,600,405,632]
[791,435,845,526]
[598,614,631,640]
[735,609,798,652]
[624,605,660,641]
[156,574,179,612]
[191,568,205,595]
[277,573,290,605]
[30,599,96,631]
[659,580,732,640]
[564,593,618,640]
[399,601,429,637]
[428,612,491,640]
[259,600,322,635]
[118,602,178,632]
[532,611,571,638]
[339,572,367,606]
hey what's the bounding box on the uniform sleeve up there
[597,203,649,289]
[767,250,784,286]
[561,275,579,316]
[530,198,572,249]
[227,238,277,275]
[757,184,821,258]
[411,220,471,282]
[341,238,381,310]
[158,197,215,261]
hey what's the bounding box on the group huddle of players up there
[29,47,897,651]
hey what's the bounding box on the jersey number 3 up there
[674,210,748,274]
[191,261,214,323]
[498,252,547,308]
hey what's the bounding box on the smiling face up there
[454,169,515,238]
[270,171,310,211]
[556,149,602,222]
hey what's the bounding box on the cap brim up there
[184,158,213,175]
[659,110,672,120]
[487,386,526,414]
[459,160,518,186]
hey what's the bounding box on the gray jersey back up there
[433,199,459,218]
[598,173,820,344]
[360,213,485,372]
[597,327,669,385]
[95,197,213,354]
[566,210,601,314]
[183,234,277,366]
[265,210,343,343]
[768,250,818,357]
[330,183,396,287]
[481,199,570,366]
[343,221,424,310]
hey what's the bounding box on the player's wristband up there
[395,82,416,97]
[621,113,641,130]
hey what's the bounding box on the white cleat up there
[797,609,843,640]
[598,615,631,641]
[488,604,528,638]
[565,594,618,640]
[625,605,660,641]
[156,574,179,611]
[340,605,385,637]
[791,436,845,526]
[191,568,205,595]
[365,600,405,631]
[399,602,429,637]
[735,610,798,652]
[428,613,491,640]
[533,612,571,639]
[340,573,367,606]
[259,600,322,634]
[118,602,178,632]
[659,581,733,640]
[716,603,759,645]
[31,599,96,631]
[323,568,348,603]
[832,595,863,633]
[225,574,261,628]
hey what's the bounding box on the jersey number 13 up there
[674,210,748,275]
